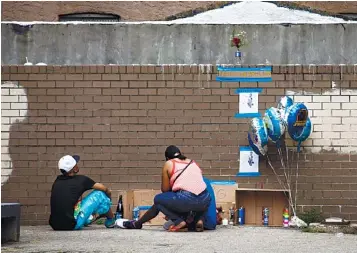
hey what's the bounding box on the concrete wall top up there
[2,23,357,65]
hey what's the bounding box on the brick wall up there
[1,64,357,225]
[2,1,357,22]
[1,1,217,21]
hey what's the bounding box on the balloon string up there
[286,144,292,188]
[277,146,290,190]
[277,147,287,179]
[294,150,300,215]
[277,146,294,215]
[285,142,295,216]
[266,154,295,215]
[267,154,295,215]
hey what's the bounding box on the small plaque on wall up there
[237,146,260,177]
[235,88,262,118]
[216,66,272,82]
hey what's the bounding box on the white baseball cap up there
[58,155,80,172]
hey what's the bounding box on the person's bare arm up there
[161,161,171,193]
[92,183,112,199]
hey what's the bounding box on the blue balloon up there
[263,107,285,143]
[291,117,312,143]
[301,117,312,142]
[248,117,269,156]
[277,96,294,124]
[285,102,309,141]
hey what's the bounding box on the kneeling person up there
[49,155,115,230]
[117,145,211,232]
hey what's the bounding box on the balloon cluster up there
[248,96,312,155]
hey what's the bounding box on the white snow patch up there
[170,1,352,24]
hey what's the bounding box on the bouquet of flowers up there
[230,28,248,50]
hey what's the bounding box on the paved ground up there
[2,225,357,253]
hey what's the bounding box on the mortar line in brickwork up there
[169,64,173,125]
[198,64,203,164]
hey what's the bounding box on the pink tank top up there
[169,159,206,196]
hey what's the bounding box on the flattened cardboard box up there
[133,190,161,207]
[134,189,164,226]
[212,183,238,203]
[235,189,289,226]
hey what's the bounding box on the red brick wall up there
[2,1,357,22]
[1,1,218,21]
[1,65,357,225]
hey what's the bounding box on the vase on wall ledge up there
[235,50,242,64]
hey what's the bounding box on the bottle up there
[262,207,269,226]
[133,206,140,221]
[115,195,123,220]
[229,202,236,225]
[229,206,234,225]
[238,207,245,225]
[283,207,289,228]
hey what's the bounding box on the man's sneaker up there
[104,218,116,228]
[114,218,129,228]
[116,219,142,229]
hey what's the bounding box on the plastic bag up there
[74,190,112,230]
[202,177,217,230]
[289,216,308,228]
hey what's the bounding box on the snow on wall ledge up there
[1,82,28,185]
[287,84,357,153]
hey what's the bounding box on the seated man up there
[49,155,115,230]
